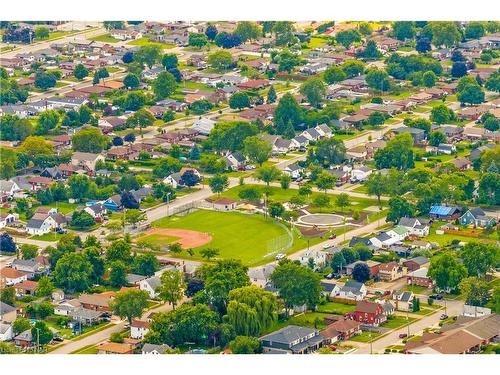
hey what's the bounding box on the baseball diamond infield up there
[141,228,212,248]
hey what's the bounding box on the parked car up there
[325,273,334,280]
[328,234,337,239]
[430,294,443,300]
[440,314,448,320]
[399,333,408,339]
[275,253,286,260]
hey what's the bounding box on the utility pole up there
[36,327,40,353]
[166,192,171,217]
[406,309,410,337]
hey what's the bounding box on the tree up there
[335,29,361,48]
[122,51,134,64]
[124,209,146,227]
[32,321,53,347]
[209,121,258,152]
[146,303,218,346]
[153,71,177,100]
[12,318,31,336]
[459,277,490,307]
[374,133,414,170]
[152,156,182,178]
[53,252,93,292]
[243,136,272,166]
[477,173,500,205]
[416,37,432,53]
[200,247,220,260]
[20,244,38,259]
[465,22,486,39]
[485,70,500,92]
[106,239,132,263]
[0,232,16,253]
[67,174,91,201]
[270,261,321,317]
[331,252,346,272]
[34,276,53,297]
[34,71,56,90]
[161,53,178,70]
[429,22,461,47]
[457,83,485,105]
[492,287,500,313]
[422,71,437,87]
[368,111,386,126]
[72,127,108,153]
[226,285,277,336]
[73,64,89,80]
[188,32,208,48]
[229,336,262,354]
[387,196,415,223]
[315,171,335,194]
[207,50,233,71]
[20,136,53,157]
[205,24,218,40]
[34,110,59,136]
[429,130,447,146]
[366,68,390,92]
[366,173,388,204]
[256,165,281,187]
[157,270,186,310]
[84,247,105,283]
[0,287,15,306]
[111,289,149,324]
[123,73,140,89]
[451,62,468,78]
[313,137,346,166]
[70,210,95,229]
[214,32,242,49]
[135,45,161,68]
[428,252,467,292]
[34,27,49,40]
[234,21,261,42]
[229,92,251,110]
[180,170,201,187]
[267,85,277,103]
[392,21,415,40]
[124,132,136,144]
[198,259,250,314]
[208,174,229,195]
[268,202,285,218]
[272,21,295,46]
[483,117,499,131]
[323,66,347,84]
[357,40,382,60]
[352,262,371,283]
[431,104,455,124]
[299,77,326,108]
[335,193,351,213]
[280,174,291,190]
[132,253,159,277]
[274,93,302,132]
[461,242,499,278]
[109,261,128,288]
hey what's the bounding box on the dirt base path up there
[144,228,212,248]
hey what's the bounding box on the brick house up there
[349,300,387,326]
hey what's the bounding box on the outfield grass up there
[127,37,175,49]
[151,209,323,266]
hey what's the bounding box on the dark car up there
[52,336,64,342]
[328,234,337,239]
[399,333,408,339]
[430,294,443,300]
[440,314,449,320]
[325,273,334,280]
[332,273,342,279]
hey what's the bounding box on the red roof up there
[238,79,270,89]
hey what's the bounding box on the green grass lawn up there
[29,232,64,242]
[381,315,417,329]
[89,33,119,43]
[425,221,498,246]
[349,331,382,343]
[150,209,322,266]
[36,202,80,214]
[262,312,331,335]
[316,301,356,315]
[307,36,328,49]
[71,344,98,354]
[127,37,175,49]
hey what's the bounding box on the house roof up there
[355,300,381,314]
[0,268,26,279]
[142,343,171,354]
[78,293,113,308]
[429,205,460,216]
[408,267,429,278]
[96,342,134,354]
[341,280,364,294]
[260,325,318,345]
[132,319,150,329]
[0,301,16,315]
[408,256,429,266]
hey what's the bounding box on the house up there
[104,195,122,211]
[0,322,13,342]
[248,264,276,289]
[0,212,17,228]
[337,280,367,301]
[459,208,497,228]
[320,282,340,299]
[54,299,81,316]
[84,203,107,221]
[97,342,135,354]
[393,291,414,312]
[131,319,150,339]
[70,152,105,173]
[26,210,60,236]
[393,127,426,144]
[320,318,362,343]
[0,268,28,286]
[370,232,397,248]
[14,279,38,297]
[260,325,325,354]
[350,165,372,182]
[78,293,114,312]
[407,267,433,288]
[398,217,429,237]
[349,236,373,248]
[110,29,142,40]
[28,176,54,191]
[139,276,161,299]
[462,305,491,318]
[163,168,201,189]
[142,343,171,354]
[448,157,471,171]
[191,118,216,135]
[437,143,456,155]
[69,308,105,325]
[378,262,407,281]
[349,300,387,326]
[290,135,309,150]
[429,205,462,221]
[224,151,246,171]
[385,225,409,242]
[283,163,304,180]
[14,329,33,348]
[403,256,429,272]
[0,301,17,323]
[208,197,238,211]
[328,168,350,186]
[0,180,20,201]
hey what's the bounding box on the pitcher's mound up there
[144,228,212,248]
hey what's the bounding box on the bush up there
[110,332,124,343]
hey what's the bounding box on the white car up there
[275,253,286,260]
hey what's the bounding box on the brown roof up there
[322,319,361,335]
[213,197,237,205]
[378,262,399,272]
[28,176,53,185]
[355,300,381,314]
[15,280,38,291]
[428,330,483,354]
[79,293,113,308]
[131,319,150,329]
[96,342,134,354]
[0,268,27,279]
